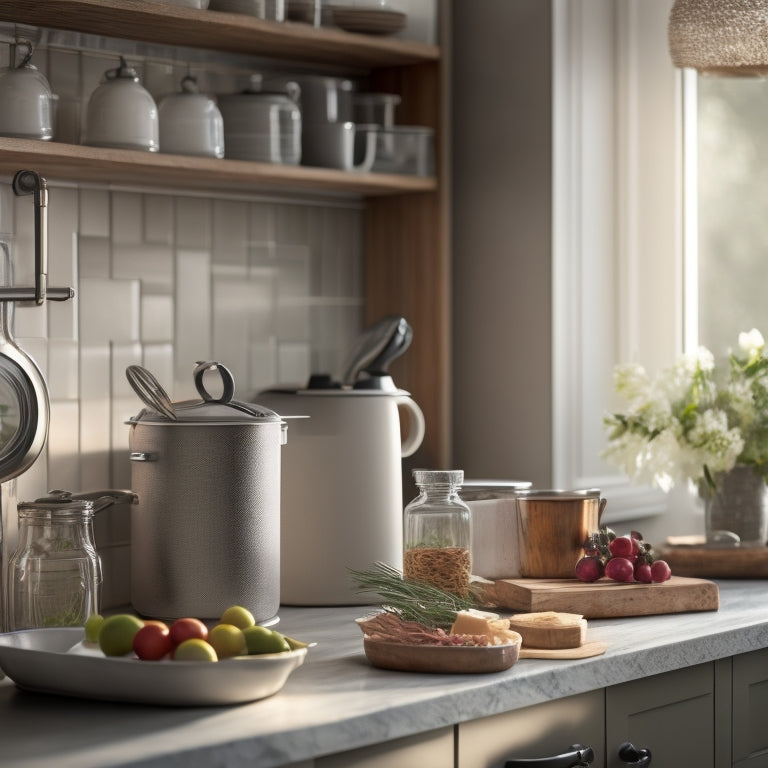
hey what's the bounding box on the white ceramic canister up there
[158,75,224,158]
[84,57,159,151]
[258,382,425,605]
[0,41,56,140]
[459,479,532,580]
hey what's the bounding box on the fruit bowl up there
[0,627,308,706]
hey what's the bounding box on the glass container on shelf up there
[403,469,472,597]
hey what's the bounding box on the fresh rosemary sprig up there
[348,561,477,629]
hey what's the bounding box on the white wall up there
[451,0,554,489]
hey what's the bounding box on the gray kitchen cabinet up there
[732,647,768,767]
[457,690,606,768]
[606,662,725,768]
[457,662,732,768]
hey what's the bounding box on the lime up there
[219,605,255,630]
[98,614,144,656]
[209,623,247,658]
[243,625,290,655]
[173,638,218,662]
[84,613,105,643]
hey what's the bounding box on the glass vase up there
[701,465,768,547]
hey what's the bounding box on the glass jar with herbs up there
[403,469,472,596]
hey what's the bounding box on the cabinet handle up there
[504,743,594,767]
[617,742,652,766]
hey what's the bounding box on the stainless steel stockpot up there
[126,361,286,622]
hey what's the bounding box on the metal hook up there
[0,170,75,305]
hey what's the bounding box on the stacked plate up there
[331,5,406,35]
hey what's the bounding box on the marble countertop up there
[1,581,768,768]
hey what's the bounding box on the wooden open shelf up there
[0,138,437,197]
[0,0,440,68]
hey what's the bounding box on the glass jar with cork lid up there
[403,469,472,597]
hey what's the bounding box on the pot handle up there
[395,395,425,458]
[193,360,235,403]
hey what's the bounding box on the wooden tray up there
[477,575,719,618]
[657,541,768,579]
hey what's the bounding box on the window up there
[695,76,768,354]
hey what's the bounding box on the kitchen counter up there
[1,580,767,768]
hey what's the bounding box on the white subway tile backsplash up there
[15,302,48,340]
[48,339,80,400]
[113,243,174,293]
[213,200,249,267]
[277,342,311,384]
[249,201,277,246]
[48,187,79,284]
[79,343,112,489]
[141,294,174,342]
[175,248,212,393]
[175,197,212,250]
[78,235,111,279]
[79,188,111,238]
[143,195,174,246]
[111,192,144,245]
[47,399,81,491]
[80,277,141,344]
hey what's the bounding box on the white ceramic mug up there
[218,80,301,164]
[302,121,377,172]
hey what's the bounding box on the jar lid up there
[514,488,602,500]
[412,469,464,486]
[18,489,138,515]
[459,479,533,500]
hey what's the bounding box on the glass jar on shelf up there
[402,469,472,596]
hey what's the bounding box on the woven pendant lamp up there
[669,0,768,75]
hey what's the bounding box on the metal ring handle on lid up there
[193,360,236,404]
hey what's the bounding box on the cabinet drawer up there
[316,726,454,768]
[457,690,605,768]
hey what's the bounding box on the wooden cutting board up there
[478,575,719,618]
[657,541,768,579]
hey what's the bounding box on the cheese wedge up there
[450,610,522,646]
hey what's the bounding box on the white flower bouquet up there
[602,329,768,493]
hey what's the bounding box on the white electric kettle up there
[258,316,425,605]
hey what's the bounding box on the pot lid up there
[127,361,282,425]
[18,489,138,515]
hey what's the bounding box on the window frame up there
[551,0,683,522]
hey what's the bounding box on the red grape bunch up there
[574,527,672,584]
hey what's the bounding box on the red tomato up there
[169,617,209,646]
[132,624,174,660]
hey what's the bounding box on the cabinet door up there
[457,690,605,768]
[606,663,716,768]
[733,647,768,767]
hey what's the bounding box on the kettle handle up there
[395,396,425,458]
